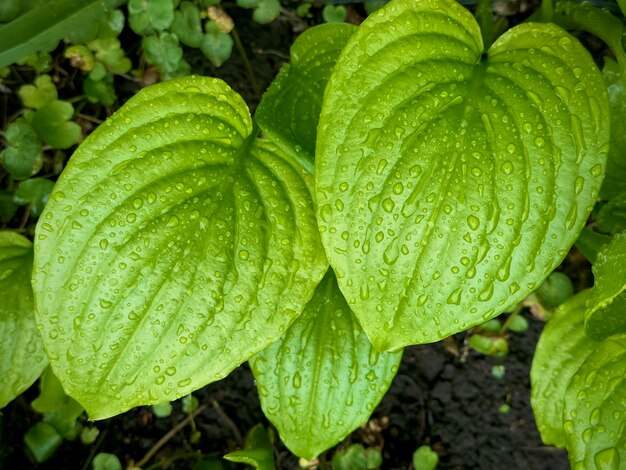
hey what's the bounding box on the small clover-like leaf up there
[255,23,355,166]
[33,77,327,419]
[322,5,347,23]
[563,333,626,468]
[18,75,57,109]
[530,289,599,447]
[128,0,175,35]
[31,100,82,149]
[316,0,609,349]
[200,30,233,67]
[171,1,203,48]
[250,270,401,459]
[1,119,43,180]
[0,231,47,408]
[252,0,281,24]
[143,32,190,79]
[585,232,626,340]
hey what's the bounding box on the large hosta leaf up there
[530,289,599,447]
[316,0,609,349]
[585,232,626,340]
[0,231,47,408]
[255,23,355,166]
[33,77,327,419]
[250,270,401,459]
[563,333,626,469]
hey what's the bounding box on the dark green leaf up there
[255,23,355,166]
[323,5,347,23]
[0,191,18,222]
[30,100,82,149]
[32,77,327,419]
[332,444,382,470]
[534,271,574,310]
[250,270,401,459]
[0,232,47,408]
[598,192,626,235]
[585,232,626,340]
[92,453,122,470]
[531,290,599,447]
[575,228,611,264]
[128,0,175,35]
[83,74,117,106]
[0,0,21,23]
[224,424,275,470]
[171,1,203,48]
[1,119,43,179]
[24,422,62,463]
[316,0,609,350]
[14,177,55,217]
[0,0,125,68]
[200,31,233,67]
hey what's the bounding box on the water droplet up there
[165,367,176,376]
[594,447,620,470]
[99,239,109,250]
[501,161,513,175]
[166,215,179,227]
[467,215,480,230]
[100,299,112,309]
[447,287,462,305]
[382,198,395,213]
[293,372,302,389]
[590,164,603,177]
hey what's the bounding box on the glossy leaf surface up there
[255,23,355,166]
[563,333,626,469]
[0,231,47,408]
[585,232,626,340]
[250,270,401,459]
[33,76,327,419]
[530,289,598,447]
[316,0,609,349]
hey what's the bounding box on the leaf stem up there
[231,27,261,102]
[500,303,524,334]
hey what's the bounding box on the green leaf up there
[315,0,609,350]
[600,58,626,200]
[89,37,132,75]
[0,0,125,68]
[534,271,574,310]
[255,23,355,166]
[143,32,190,79]
[252,0,281,24]
[332,444,382,470]
[128,0,175,35]
[0,232,47,408]
[200,31,233,67]
[18,74,57,109]
[92,453,122,470]
[563,333,626,468]
[250,270,401,459]
[152,401,173,417]
[575,228,611,264]
[32,77,327,419]
[585,232,626,340]
[14,178,55,217]
[0,0,21,23]
[1,119,43,179]
[323,5,347,23]
[531,290,600,447]
[84,74,117,106]
[598,192,626,234]
[24,422,63,463]
[31,100,82,149]
[413,445,439,470]
[0,191,18,222]
[224,424,275,470]
[171,1,203,48]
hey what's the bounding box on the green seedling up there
[491,365,505,380]
[128,0,175,35]
[92,452,123,470]
[468,335,508,358]
[412,445,438,470]
[323,5,347,23]
[80,426,100,445]
[24,422,63,463]
[332,444,382,470]
[152,401,173,418]
[533,271,575,311]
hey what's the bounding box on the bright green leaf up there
[152,402,173,418]
[32,366,82,413]
[413,445,439,470]
[92,453,122,470]
[597,192,626,234]
[14,177,55,217]
[250,270,401,459]
[585,232,626,340]
[332,444,382,470]
[31,100,82,149]
[224,424,275,470]
[128,0,175,35]
[32,77,327,419]
[252,0,281,24]
[530,290,599,447]
[255,23,355,167]
[316,0,609,350]
[171,1,203,48]
[200,31,233,67]
[1,119,43,180]
[89,37,132,75]
[18,74,57,109]
[80,426,100,445]
[0,0,124,68]
[323,5,347,23]
[600,58,626,200]
[563,332,626,468]
[0,232,46,408]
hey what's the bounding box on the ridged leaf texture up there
[255,23,355,167]
[316,0,609,349]
[0,231,47,408]
[585,232,626,340]
[250,270,402,459]
[530,289,599,447]
[563,333,626,469]
[33,76,327,419]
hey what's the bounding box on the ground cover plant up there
[1,0,626,468]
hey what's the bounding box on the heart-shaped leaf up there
[585,232,626,340]
[250,270,401,459]
[0,231,47,408]
[316,0,609,349]
[530,289,599,447]
[33,76,327,419]
[563,332,626,468]
[255,23,355,167]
